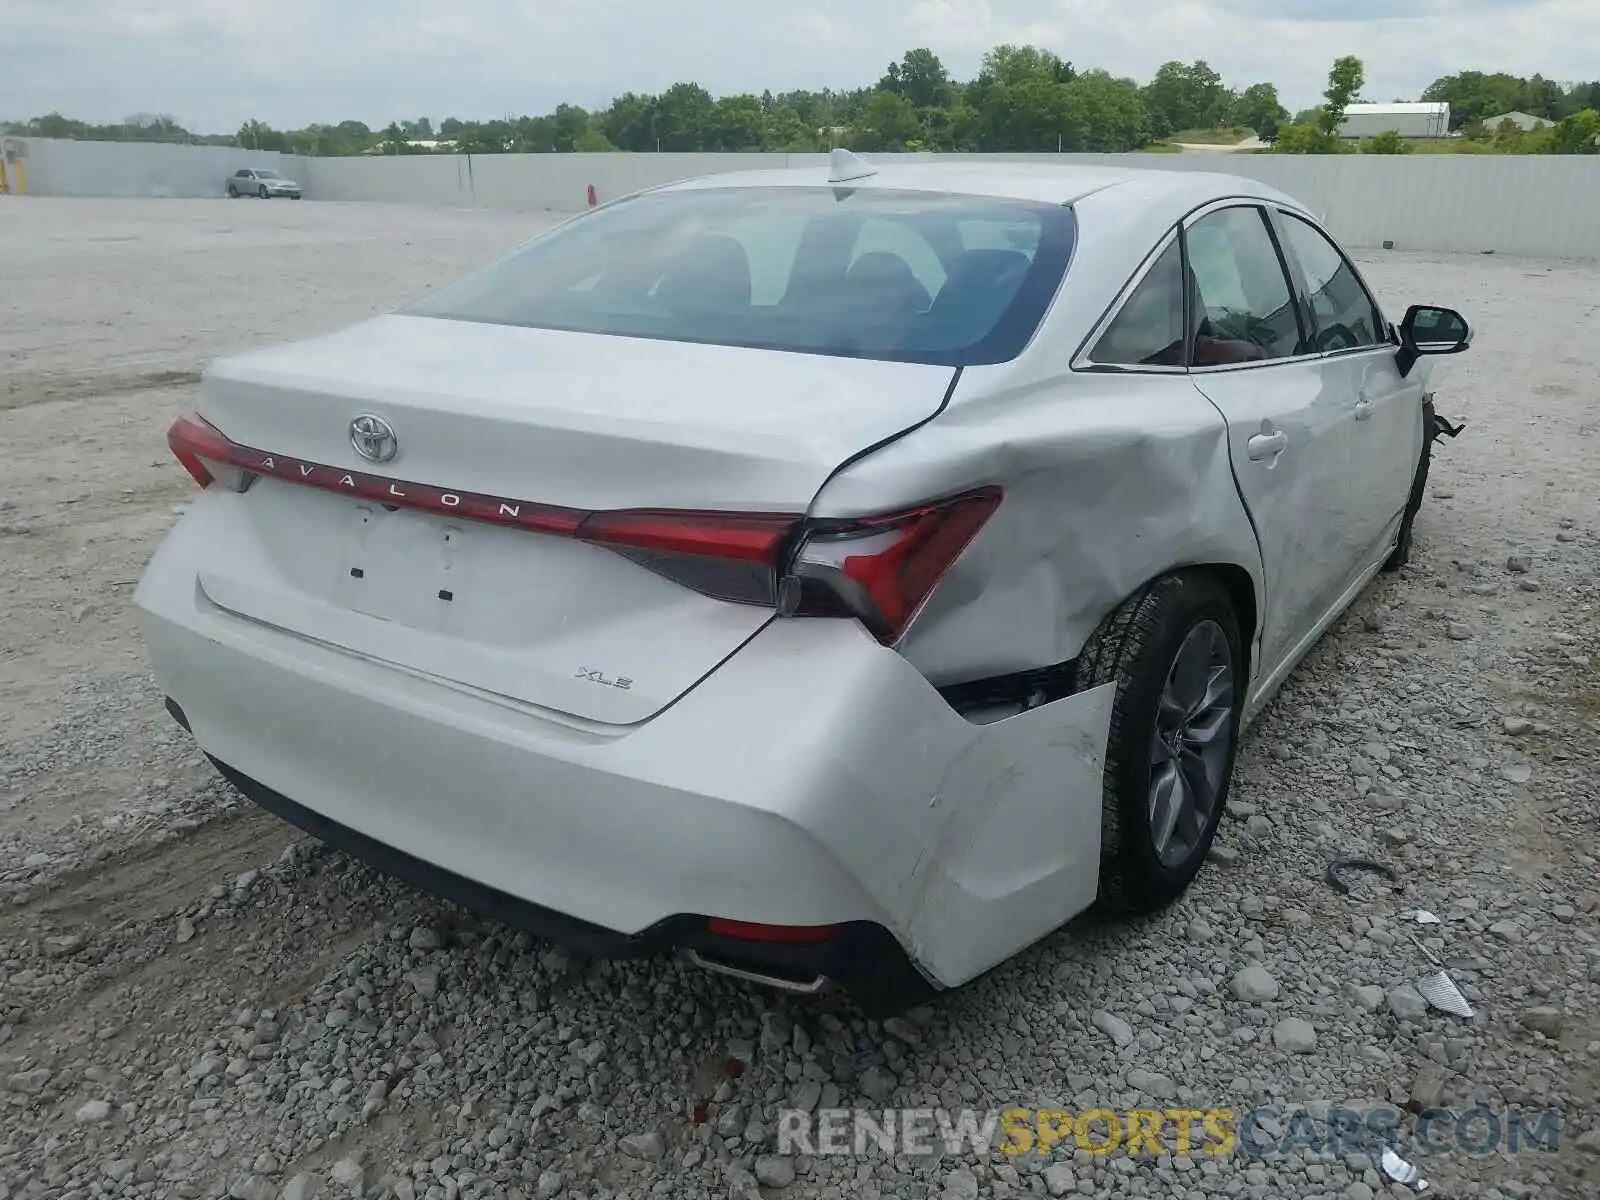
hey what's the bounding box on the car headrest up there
[844,252,932,315]
[653,234,752,310]
[928,249,1032,331]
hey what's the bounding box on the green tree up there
[1273,55,1364,154]
[1141,60,1228,136]
[1519,74,1563,121]
[1271,118,1337,153]
[761,105,816,151]
[1492,117,1529,152]
[237,120,286,151]
[1540,108,1600,154]
[1422,71,1524,128]
[849,89,923,151]
[455,120,511,154]
[379,122,411,154]
[601,92,660,152]
[706,94,769,150]
[881,48,953,111]
[655,82,715,150]
[1062,71,1150,151]
[572,128,616,152]
[547,104,592,152]
[1318,56,1365,135]
[1567,82,1600,115]
[32,112,85,138]
[1361,129,1411,154]
[1232,82,1288,139]
[967,45,1077,151]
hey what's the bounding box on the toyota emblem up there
[349,414,398,463]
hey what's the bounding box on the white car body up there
[136,157,1468,1011]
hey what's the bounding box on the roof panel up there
[653,160,1299,213]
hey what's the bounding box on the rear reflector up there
[705,918,839,944]
[785,487,1003,644]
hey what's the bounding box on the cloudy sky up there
[3,0,1593,131]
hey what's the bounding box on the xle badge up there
[576,668,633,691]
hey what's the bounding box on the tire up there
[1075,573,1244,914]
[227,184,238,198]
[258,185,270,199]
[291,194,301,200]
[1382,397,1436,573]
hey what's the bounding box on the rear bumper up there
[206,750,932,1013]
[135,516,1113,994]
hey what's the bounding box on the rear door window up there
[1184,206,1306,365]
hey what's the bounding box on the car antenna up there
[827,147,877,184]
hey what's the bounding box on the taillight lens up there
[168,414,255,493]
[578,510,799,605]
[782,487,1003,644]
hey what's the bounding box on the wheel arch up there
[1183,561,1258,680]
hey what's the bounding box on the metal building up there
[1337,102,1451,139]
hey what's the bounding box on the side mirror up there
[1396,304,1471,377]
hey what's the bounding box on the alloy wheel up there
[1146,619,1235,868]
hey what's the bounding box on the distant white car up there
[227,168,301,199]
[137,153,1469,1013]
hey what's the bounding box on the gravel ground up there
[2,197,1598,1200]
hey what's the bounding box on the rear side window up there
[1089,239,1185,367]
[407,187,1077,367]
[1277,214,1385,350]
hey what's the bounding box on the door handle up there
[1354,394,1374,421]
[1246,430,1288,461]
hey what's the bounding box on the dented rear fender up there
[810,370,1266,691]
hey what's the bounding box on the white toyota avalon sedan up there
[136,152,1470,1014]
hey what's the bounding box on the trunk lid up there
[191,315,953,724]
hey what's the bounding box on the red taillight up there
[579,510,800,606]
[578,510,795,562]
[168,413,253,492]
[784,487,1003,644]
[705,918,839,944]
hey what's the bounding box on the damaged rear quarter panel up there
[810,368,1266,688]
[904,679,1115,986]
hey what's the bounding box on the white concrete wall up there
[297,150,1600,259]
[8,138,291,198]
[8,140,1600,259]
[293,151,796,210]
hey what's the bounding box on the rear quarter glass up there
[405,187,1077,367]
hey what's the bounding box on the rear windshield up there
[406,187,1077,366]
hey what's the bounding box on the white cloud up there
[1,0,1593,131]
